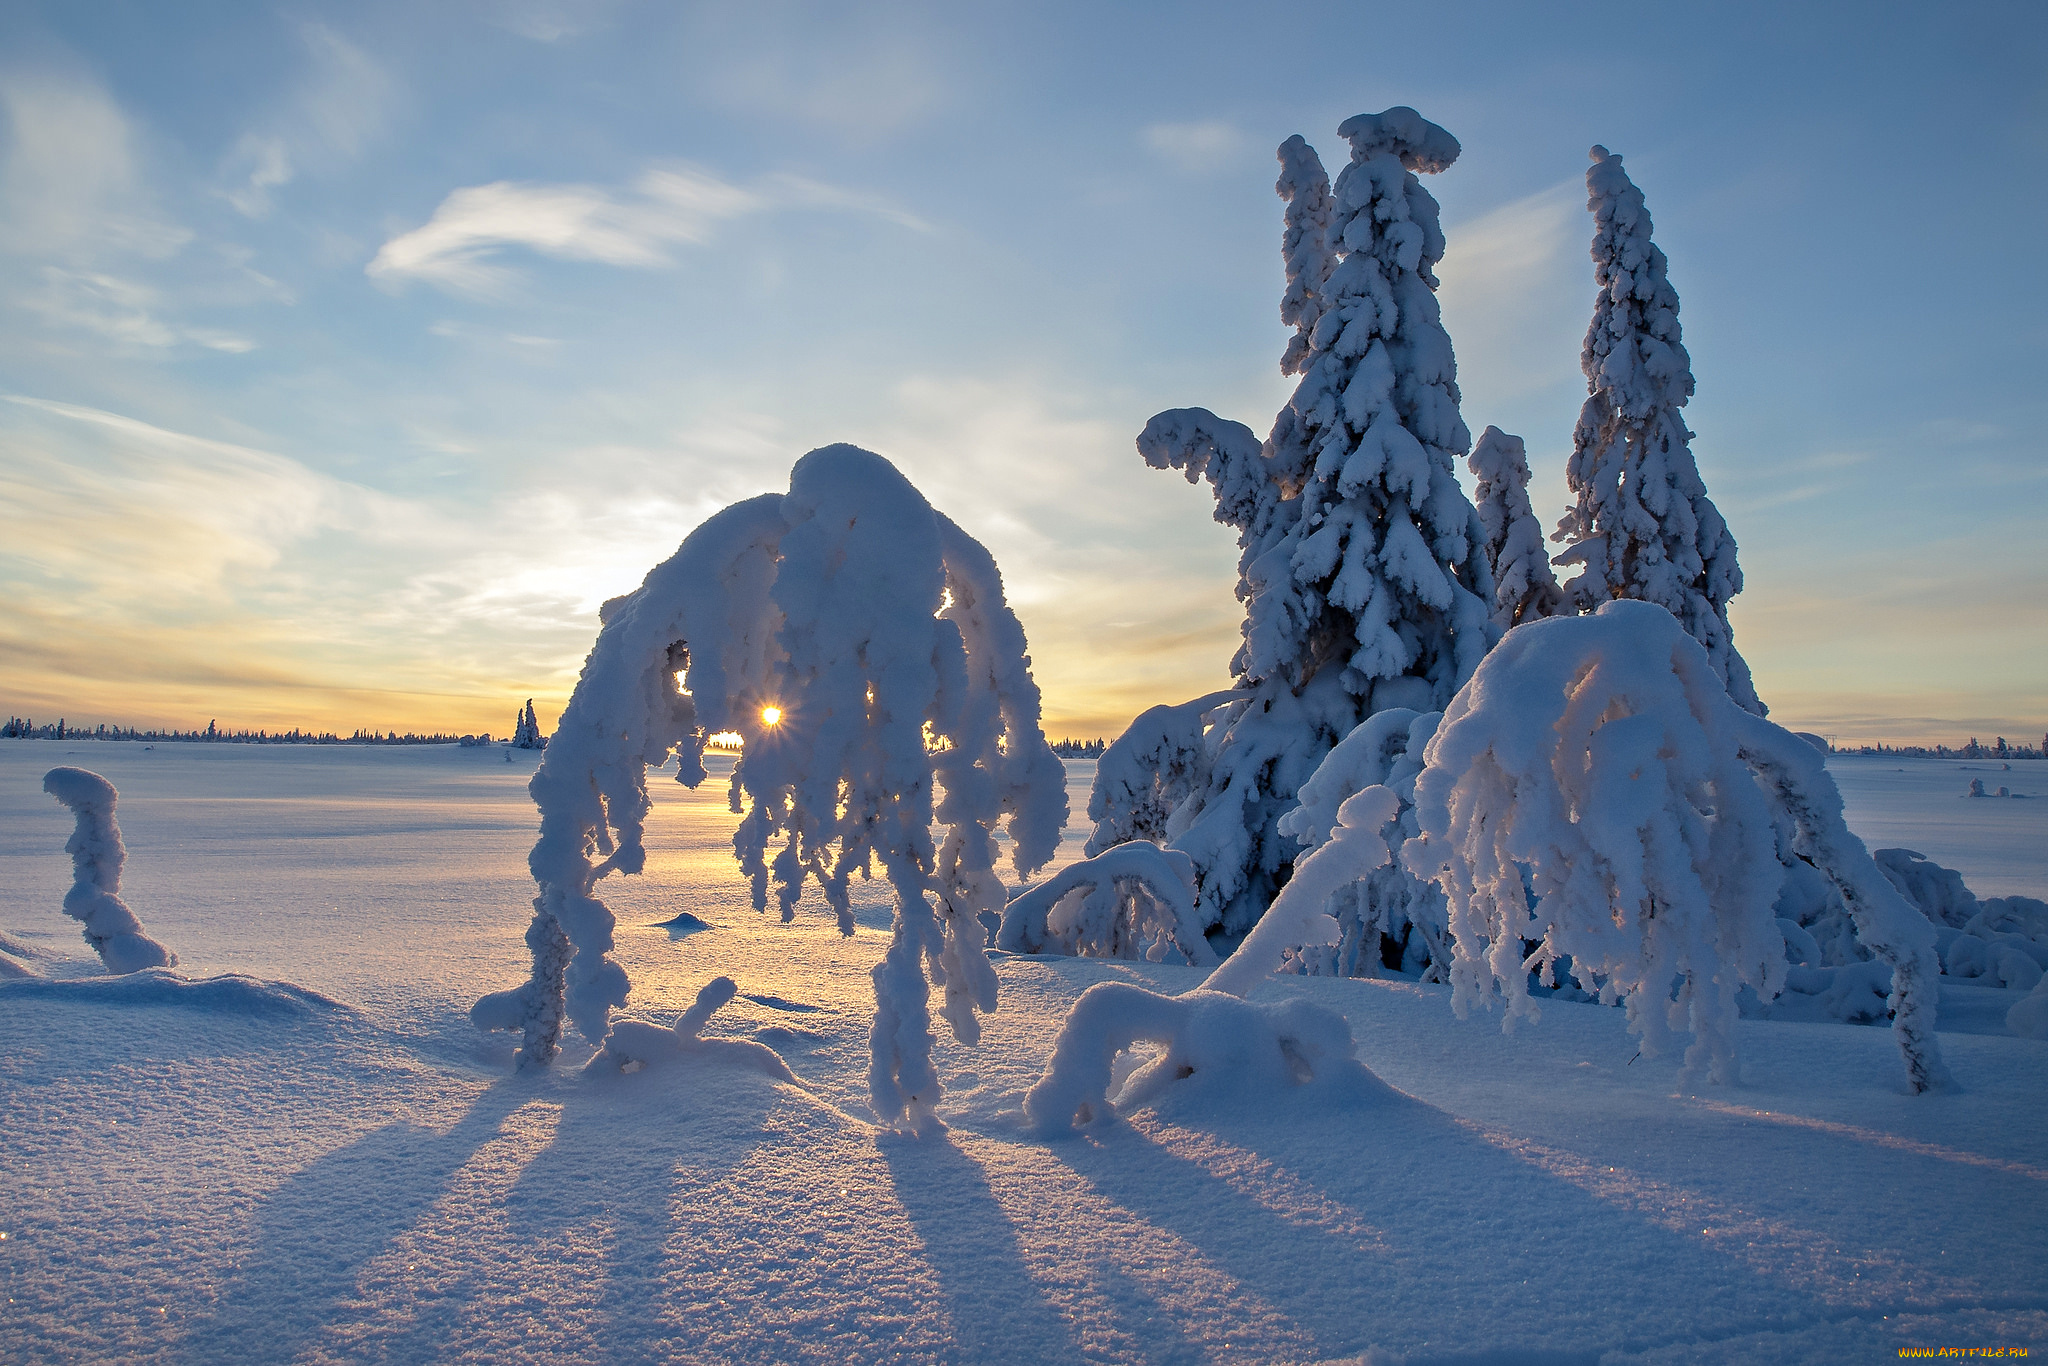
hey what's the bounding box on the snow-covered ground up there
[2,741,2043,1364]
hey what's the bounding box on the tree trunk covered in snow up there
[1107,108,1497,949]
[1553,147,1763,715]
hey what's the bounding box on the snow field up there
[1,742,2045,1364]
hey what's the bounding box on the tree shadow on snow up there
[174,1079,537,1365]
[1051,1082,1862,1363]
[878,1130,1085,1364]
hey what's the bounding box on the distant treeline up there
[1833,735,2045,759]
[1050,738,1106,758]
[0,717,492,746]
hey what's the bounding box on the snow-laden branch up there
[997,841,1214,966]
[41,767,176,974]
[1085,689,1240,857]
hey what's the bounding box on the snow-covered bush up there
[1275,708,1450,978]
[1552,147,1763,716]
[1084,689,1239,856]
[1404,601,1946,1092]
[1104,108,1497,950]
[1874,848,1980,928]
[1469,426,1567,632]
[585,976,796,1081]
[41,767,176,974]
[997,841,1214,966]
[474,445,1066,1132]
[1026,787,1397,1134]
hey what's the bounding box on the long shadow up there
[175,1079,535,1365]
[1050,1079,1867,1364]
[878,1131,1085,1365]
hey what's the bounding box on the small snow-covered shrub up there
[475,444,1066,1133]
[997,842,1214,966]
[585,976,795,1081]
[41,768,176,974]
[1026,787,1399,1134]
[1873,848,1980,928]
[1276,708,1450,979]
[1405,601,1946,1092]
[1085,690,1239,856]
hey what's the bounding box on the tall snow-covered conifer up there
[1553,146,1763,714]
[1469,426,1567,631]
[1102,108,1497,946]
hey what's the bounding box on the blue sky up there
[1,0,2042,743]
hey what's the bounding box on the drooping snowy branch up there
[474,445,1065,1132]
[1404,601,1944,1092]
[41,767,176,974]
[1553,147,1762,715]
[997,840,1214,966]
[1107,107,1498,950]
[1468,426,1567,632]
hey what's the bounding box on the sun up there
[760,705,782,726]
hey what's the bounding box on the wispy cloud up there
[367,163,928,296]
[22,269,256,353]
[0,69,189,261]
[1142,120,1252,174]
[1438,177,1587,408]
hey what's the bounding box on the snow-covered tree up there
[997,841,1214,966]
[1469,426,1567,631]
[1403,600,1946,1093]
[1104,108,1497,949]
[1084,689,1239,855]
[510,699,546,750]
[41,767,176,974]
[1553,147,1763,715]
[473,444,1066,1132]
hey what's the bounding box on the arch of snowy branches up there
[474,443,1067,1132]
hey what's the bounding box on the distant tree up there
[1468,426,1568,632]
[1552,147,1764,715]
[511,699,546,750]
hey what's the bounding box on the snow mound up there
[586,976,794,1081]
[2009,974,2048,1040]
[1023,984,1382,1136]
[652,911,713,938]
[0,967,346,1019]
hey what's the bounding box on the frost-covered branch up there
[1553,147,1762,714]
[997,841,1214,966]
[1276,134,1334,377]
[41,767,176,974]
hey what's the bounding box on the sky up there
[1,0,2043,746]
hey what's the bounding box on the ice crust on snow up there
[1553,147,1763,716]
[40,767,176,974]
[1406,601,1946,1091]
[474,444,1065,1132]
[1106,107,1498,952]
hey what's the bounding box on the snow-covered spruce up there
[1403,601,1945,1091]
[474,445,1066,1132]
[997,841,1214,966]
[1025,787,1396,1135]
[41,767,176,974]
[1107,109,1497,951]
[1469,426,1567,632]
[1084,689,1240,856]
[1275,708,1451,978]
[1553,147,1763,715]
[510,699,546,750]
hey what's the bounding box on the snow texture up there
[1469,425,1568,631]
[1406,600,1946,1092]
[997,841,1215,966]
[40,766,175,974]
[1276,708,1452,979]
[1112,108,1498,948]
[1553,147,1764,715]
[474,444,1065,1131]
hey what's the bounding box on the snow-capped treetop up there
[1336,106,1461,173]
[1553,146,1762,714]
[1468,426,1567,632]
[1277,135,1334,377]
